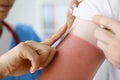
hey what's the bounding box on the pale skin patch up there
[71,17,99,46]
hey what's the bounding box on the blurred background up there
[6,0,71,39]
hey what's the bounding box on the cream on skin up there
[38,18,105,80]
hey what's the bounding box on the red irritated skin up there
[38,18,105,80]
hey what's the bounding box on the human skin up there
[0,0,15,21]
[0,0,15,36]
[38,18,105,80]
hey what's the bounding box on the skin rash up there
[38,18,105,80]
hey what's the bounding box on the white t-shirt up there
[0,27,12,55]
[73,0,120,80]
[73,0,120,20]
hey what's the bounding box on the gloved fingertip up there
[38,67,43,70]
[72,4,77,8]
[30,67,36,74]
[69,8,73,14]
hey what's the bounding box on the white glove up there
[0,24,67,78]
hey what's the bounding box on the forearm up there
[38,18,105,80]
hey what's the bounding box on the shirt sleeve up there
[73,0,102,20]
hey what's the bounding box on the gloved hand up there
[93,15,120,69]
[66,0,80,30]
[0,24,67,78]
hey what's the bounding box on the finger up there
[37,48,51,64]
[18,43,41,73]
[68,4,77,15]
[103,50,120,68]
[25,40,39,49]
[41,48,56,67]
[67,1,79,28]
[100,42,120,68]
[78,0,83,3]
[93,15,120,34]
[69,8,73,14]
[97,40,117,63]
[41,24,67,46]
[72,4,77,9]
[69,0,79,8]
[69,4,77,13]
[94,27,114,44]
[97,40,109,52]
[96,41,113,60]
[103,51,113,64]
[67,11,75,29]
[25,41,51,55]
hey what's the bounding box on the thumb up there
[41,23,67,46]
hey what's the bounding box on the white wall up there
[37,0,71,39]
[5,0,71,39]
[5,0,44,37]
[6,0,36,25]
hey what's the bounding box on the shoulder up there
[73,0,120,20]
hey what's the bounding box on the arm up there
[38,18,105,80]
[0,25,67,79]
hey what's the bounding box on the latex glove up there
[66,0,83,30]
[93,15,120,69]
[66,0,79,29]
[0,24,67,78]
